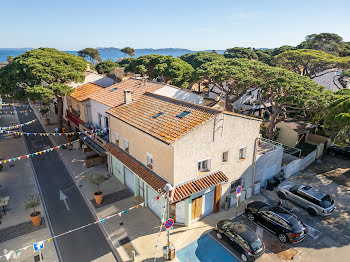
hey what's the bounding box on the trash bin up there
[224,195,231,210]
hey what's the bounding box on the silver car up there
[276,181,335,216]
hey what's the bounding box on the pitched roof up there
[170,171,228,203]
[89,78,166,107]
[280,121,315,135]
[70,82,104,102]
[104,142,167,193]
[107,92,222,144]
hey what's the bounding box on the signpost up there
[165,218,174,229]
[235,185,242,218]
[33,241,44,262]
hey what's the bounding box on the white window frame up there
[222,151,228,162]
[146,152,153,169]
[124,138,129,153]
[239,146,247,160]
[114,132,119,145]
[198,158,211,172]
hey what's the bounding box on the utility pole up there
[163,183,173,260]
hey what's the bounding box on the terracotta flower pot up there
[30,211,41,227]
[45,118,51,126]
[94,191,103,204]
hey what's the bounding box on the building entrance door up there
[191,196,203,220]
[139,179,145,199]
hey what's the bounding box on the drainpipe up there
[251,137,259,195]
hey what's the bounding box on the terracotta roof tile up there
[171,171,228,203]
[89,78,166,107]
[70,82,104,102]
[104,142,167,193]
[107,92,222,144]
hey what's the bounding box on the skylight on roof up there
[109,87,118,92]
[176,110,191,119]
[152,112,163,118]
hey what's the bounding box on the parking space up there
[176,233,240,262]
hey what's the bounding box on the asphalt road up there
[14,106,114,262]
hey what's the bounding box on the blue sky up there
[2,0,350,50]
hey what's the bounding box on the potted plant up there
[40,107,50,126]
[88,174,107,204]
[24,194,41,226]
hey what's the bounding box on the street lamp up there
[163,183,174,260]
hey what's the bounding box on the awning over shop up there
[171,171,228,203]
[66,110,84,128]
[104,142,168,193]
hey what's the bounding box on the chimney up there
[124,90,132,104]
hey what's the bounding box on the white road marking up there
[304,223,321,239]
[59,189,70,211]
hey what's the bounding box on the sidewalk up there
[0,109,58,262]
[34,110,278,261]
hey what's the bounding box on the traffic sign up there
[164,219,174,229]
[236,185,242,197]
[33,241,44,252]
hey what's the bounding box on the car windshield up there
[321,195,334,208]
[238,228,262,251]
[250,238,263,251]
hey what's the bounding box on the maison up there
[104,92,262,226]
[275,121,316,147]
[65,82,104,130]
[108,67,135,82]
[87,78,204,130]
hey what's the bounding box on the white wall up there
[90,100,111,129]
[154,86,204,105]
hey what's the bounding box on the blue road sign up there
[236,185,242,195]
[165,219,174,229]
[33,241,44,252]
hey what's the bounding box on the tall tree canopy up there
[195,58,331,138]
[325,89,350,145]
[0,48,87,128]
[271,45,296,57]
[252,48,273,64]
[224,47,258,60]
[124,54,194,88]
[273,49,350,78]
[95,59,118,74]
[6,55,14,63]
[297,33,344,56]
[180,52,225,69]
[78,48,101,65]
[121,47,135,57]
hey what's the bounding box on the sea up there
[0,48,224,63]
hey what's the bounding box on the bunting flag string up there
[0,109,34,114]
[0,195,164,261]
[0,139,81,165]
[0,129,104,136]
[0,120,36,130]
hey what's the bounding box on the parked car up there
[327,145,350,159]
[215,220,265,261]
[277,181,335,216]
[245,201,307,243]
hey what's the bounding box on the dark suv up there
[215,220,265,261]
[245,201,307,243]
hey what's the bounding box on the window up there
[146,152,153,169]
[124,138,129,153]
[98,113,102,128]
[176,110,191,119]
[104,116,109,128]
[109,87,118,92]
[152,112,163,118]
[222,151,228,162]
[239,147,247,160]
[114,132,119,145]
[198,158,210,172]
[230,178,243,193]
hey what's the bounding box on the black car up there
[245,201,307,243]
[327,146,350,159]
[215,220,265,261]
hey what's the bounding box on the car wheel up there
[328,151,335,157]
[307,207,317,216]
[246,212,255,221]
[241,253,248,262]
[277,191,286,199]
[216,232,223,240]
[278,233,288,243]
